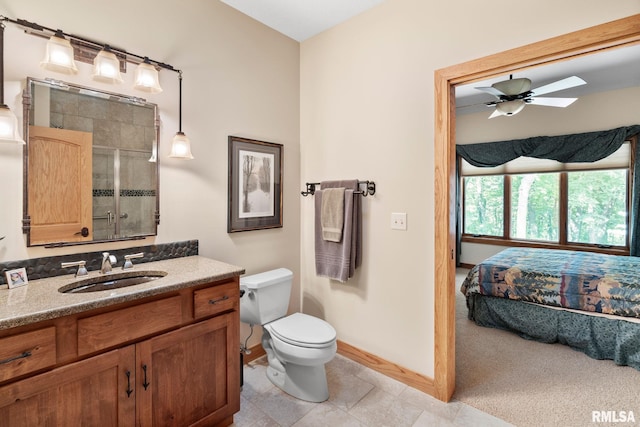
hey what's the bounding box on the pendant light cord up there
[178,71,183,134]
[0,20,6,106]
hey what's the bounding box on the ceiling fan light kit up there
[476,75,587,118]
[492,78,531,96]
[495,99,525,116]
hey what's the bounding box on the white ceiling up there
[219,1,640,116]
[220,0,385,42]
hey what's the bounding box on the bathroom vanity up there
[0,256,244,426]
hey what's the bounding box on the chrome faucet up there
[61,260,88,277]
[101,252,117,274]
[123,252,144,270]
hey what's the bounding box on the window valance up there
[456,125,640,168]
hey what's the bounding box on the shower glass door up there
[92,146,118,240]
[92,146,156,240]
[119,149,157,237]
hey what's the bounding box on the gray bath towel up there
[315,180,362,282]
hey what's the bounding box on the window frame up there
[460,137,636,256]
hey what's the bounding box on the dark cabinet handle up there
[209,295,230,305]
[0,351,32,365]
[125,370,133,397]
[142,364,150,390]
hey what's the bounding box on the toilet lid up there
[267,313,336,348]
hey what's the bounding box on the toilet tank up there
[240,268,293,325]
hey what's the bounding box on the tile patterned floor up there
[232,354,513,427]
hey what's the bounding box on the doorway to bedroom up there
[433,14,640,404]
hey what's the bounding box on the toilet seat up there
[266,312,336,349]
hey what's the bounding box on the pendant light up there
[0,20,24,143]
[40,30,78,74]
[134,58,162,93]
[168,71,193,159]
[92,45,123,84]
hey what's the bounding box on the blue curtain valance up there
[456,125,640,167]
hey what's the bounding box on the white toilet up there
[240,268,337,402]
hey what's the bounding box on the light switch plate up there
[391,212,407,230]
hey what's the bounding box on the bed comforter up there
[461,247,640,319]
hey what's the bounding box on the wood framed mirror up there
[22,77,160,247]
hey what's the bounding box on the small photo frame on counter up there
[5,268,28,289]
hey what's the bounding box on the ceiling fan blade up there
[488,109,503,119]
[527,97,578,107]
[455,103,485,110]
[475,86,505,97]
[530,76,586,96]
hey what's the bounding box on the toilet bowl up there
[240,269,337,402]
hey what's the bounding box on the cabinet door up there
[0,346,135,426]
[136,313,240,427]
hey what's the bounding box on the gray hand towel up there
[321,187,345,242]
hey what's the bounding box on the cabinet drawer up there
[0,327,56,383]
[194,281,238,319]
[77,296,182,355]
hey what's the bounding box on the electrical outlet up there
[391,212,407,230]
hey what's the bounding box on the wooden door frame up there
[433,14,640,402]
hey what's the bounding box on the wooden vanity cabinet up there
[0,345,136,426]
[0,277,240,427]
[137,313,238,426]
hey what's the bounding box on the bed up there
[461,247,640,370]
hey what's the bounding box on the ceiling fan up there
[476,75,587,118]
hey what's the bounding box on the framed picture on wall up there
[228,136,283,232]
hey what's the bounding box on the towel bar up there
[301,181,375,197]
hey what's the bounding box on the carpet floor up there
[453,269,640,427]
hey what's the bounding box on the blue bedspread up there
[461,247,640,319]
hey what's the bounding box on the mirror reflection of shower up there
[93,147,156,240]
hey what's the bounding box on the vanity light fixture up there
[168,71,193,159]
[134,58,162,94]
[40,31,78,74]
[0,15,194,158]
[0,18,24,143]
[1,16,170,94]
[92,45,124,84]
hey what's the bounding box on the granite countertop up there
[0,255,245,331]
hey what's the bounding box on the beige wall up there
[299,0,640,378]
[457,86,640,266]
[0,0,301,342]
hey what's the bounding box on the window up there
[461,142,632,251]
[567,170,627,246]
[510,173,559,242]
[463,176,503,237]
